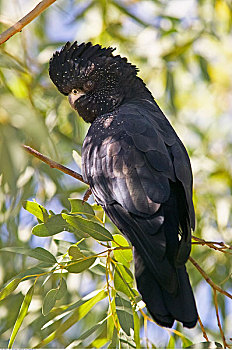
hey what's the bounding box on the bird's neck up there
[123,75,154,103]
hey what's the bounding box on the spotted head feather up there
[49,41,150,122]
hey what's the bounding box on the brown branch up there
[82,187,92,203]
[213,290,230,348]
[197,315,209,342]
[0,0,57,45]
[23,145,88,185]
[192,236,232,254]
[189,256,232,300]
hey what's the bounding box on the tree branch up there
[0,0,57,45]
[23,145,88,185]
[213,290,230,348]
[189,256,232,300]
[192,236,232,254]
[197,315,209,342]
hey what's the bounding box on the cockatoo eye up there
[72,89,79,95]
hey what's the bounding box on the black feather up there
[49,42,198,328]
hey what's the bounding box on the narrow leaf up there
[115,295,134,336]
[112,234,132,265]
[133,310,141,349]
[74,317,107,341]
[29,247,57,264]
[8,284,34,348]
[34,289,107,348]
[63,214,113,241]
[0,278,21,301]
[0,246,56,265]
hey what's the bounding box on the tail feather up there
[104,202,198,328]
[135,249,198,328]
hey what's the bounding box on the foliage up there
[0,0,232,348]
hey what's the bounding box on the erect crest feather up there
[49,41,139,95]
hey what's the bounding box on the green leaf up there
[56,278,67,300]
[42,289,58,316]
[115,295,134,336]
[63,214,113,241]
[68,245,85,260]
[73,316,107,341]
[167,335,176,349]
[32,214,67,237]
[133,309,141,349]
[108,326,119,349]
[112,234,132,266]
[8,284,34,348]
[66,256,96,273]
[54,239,74,255]
[0,278,22,301]
[114,264,134,298]
[22,200,49,222]
[29,247,57,264]
[182,336,194,348]
[69,198,95,216]
[0,247,56,265]
[198,55,210,82]
[77,289,107,319]
[34,289,107,348]
[90,262,106,275]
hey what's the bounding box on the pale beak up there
[68,91,85,108]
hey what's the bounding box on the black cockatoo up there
[49,41,198,328]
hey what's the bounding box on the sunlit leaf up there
[114,264,134,298]
[112,234,132,266]
[34,289,107,348]
[22,200,49,222]
[0,278,22,301]
[133,309,140,349]
[8,284,34,348]
[71,316,107,341]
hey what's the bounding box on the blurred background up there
[0,0,232,348]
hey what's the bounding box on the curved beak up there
[68,91,85,108]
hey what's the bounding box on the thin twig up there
[82,187,92,203]
[192,236,232,254]
[197,315,209,342]
[213,290,230,348]
[23,145,88,185]
[0,0,57,45]
[189,256,232,300]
